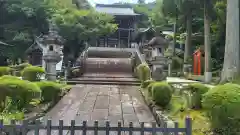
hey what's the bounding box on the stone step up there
[67,80,141,86]
[69,78,140,83]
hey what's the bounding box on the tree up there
[162,0,199,72]
[0,0,52,59]
[204,0,212,83]
[150,0,168,31]
[53,9,117,62]
[133,3,152,28]
[221,0,240,82]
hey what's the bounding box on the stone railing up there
[78,45,89,74]
[133,43,147,65]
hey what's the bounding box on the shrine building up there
[95,4,140,48]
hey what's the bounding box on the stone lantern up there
[41,21,64,80]
[146,32,169,81]
[43,46,61,80]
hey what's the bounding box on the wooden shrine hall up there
[95,4,140,48]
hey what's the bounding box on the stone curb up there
[137,88,175,128]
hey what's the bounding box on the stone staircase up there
[67,76,141,85]
[69,47,141,85]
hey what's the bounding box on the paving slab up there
[28,83,155,135]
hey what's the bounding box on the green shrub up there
[0,75,20,80]
[136,63,151,82]
[152,82,173,107]
[186,83,209,109]
[202,83,240,134]
[172,56,183,70]
[36,81,62,102]
[22,66,45,81]
[0,78,41,110]
[141,80,155,88]
[0,67,10,76]
[147,82,155,97]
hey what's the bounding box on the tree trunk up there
[183,12,192,73]
[204,0,212,83]
[221,0,240,82]
[173,4,178,56]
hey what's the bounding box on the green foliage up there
[147,81,156,97]
[136,63,151,82]
[0,112,24,124]
[0,76,41,110]
[141,79,155,88]
[172,56,183,70]
[0,0,52,58]
[186,83,209,109]
[22,66,45,81]
[53,9,117,40]
[202,83,240,134]
[0,75,20,80]
[133,4,152,28]
[35,81,62,102]
[0,67,10,76]
[53,9,117,60]
[152,82,173,107]
[150,0,168,31]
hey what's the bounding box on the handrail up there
[134,43,147,64]
[80,43,90,58]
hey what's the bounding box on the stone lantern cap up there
[43,51,61,63]
[146,35,168,48]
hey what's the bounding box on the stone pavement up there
[30,84,155,135]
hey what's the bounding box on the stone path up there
[29,84,155,135]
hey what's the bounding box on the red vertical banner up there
[197,51,201,75]
[193,49,202,75]
[193,53,198,75]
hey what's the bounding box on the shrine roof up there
[95,4,140,16]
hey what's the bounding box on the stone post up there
[168,60,172,77]
[151,56,167,81]
[43,50,61,81]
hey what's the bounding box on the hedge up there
[0,76,41,110]
[35,81,62,103]
[0,67,10,76]
[136,63,151,82]
[22,66,45,81]
[202,83,240,134]
[151,82,173,107]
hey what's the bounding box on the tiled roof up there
[95,4,139,16]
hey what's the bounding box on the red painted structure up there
[193,49,202,75]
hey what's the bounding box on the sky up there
[88,0,155,6]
